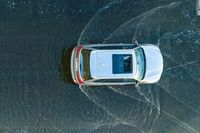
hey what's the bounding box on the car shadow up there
[58,47,76,84]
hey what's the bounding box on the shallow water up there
[79,0,200,132]
[0,0,200,133]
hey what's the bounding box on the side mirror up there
[135,81,140,88]
[132,39,139,46]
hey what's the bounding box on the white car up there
[71,43,163,85]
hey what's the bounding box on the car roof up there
[89,49,137,79]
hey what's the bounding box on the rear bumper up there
[70,46,84,84]
[70,47,77,83]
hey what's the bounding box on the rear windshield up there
[112,54,132,74]
[80,49,93,81]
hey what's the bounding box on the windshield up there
[134,47,145,80]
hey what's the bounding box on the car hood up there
[140,45,163,83]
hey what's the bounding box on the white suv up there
[71,43,163,85]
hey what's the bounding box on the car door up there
[86,78,137,85]
[84,43,137,50]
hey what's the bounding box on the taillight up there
[76,45,83,58]
[75,45,84,84]
[76,71,84,84]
